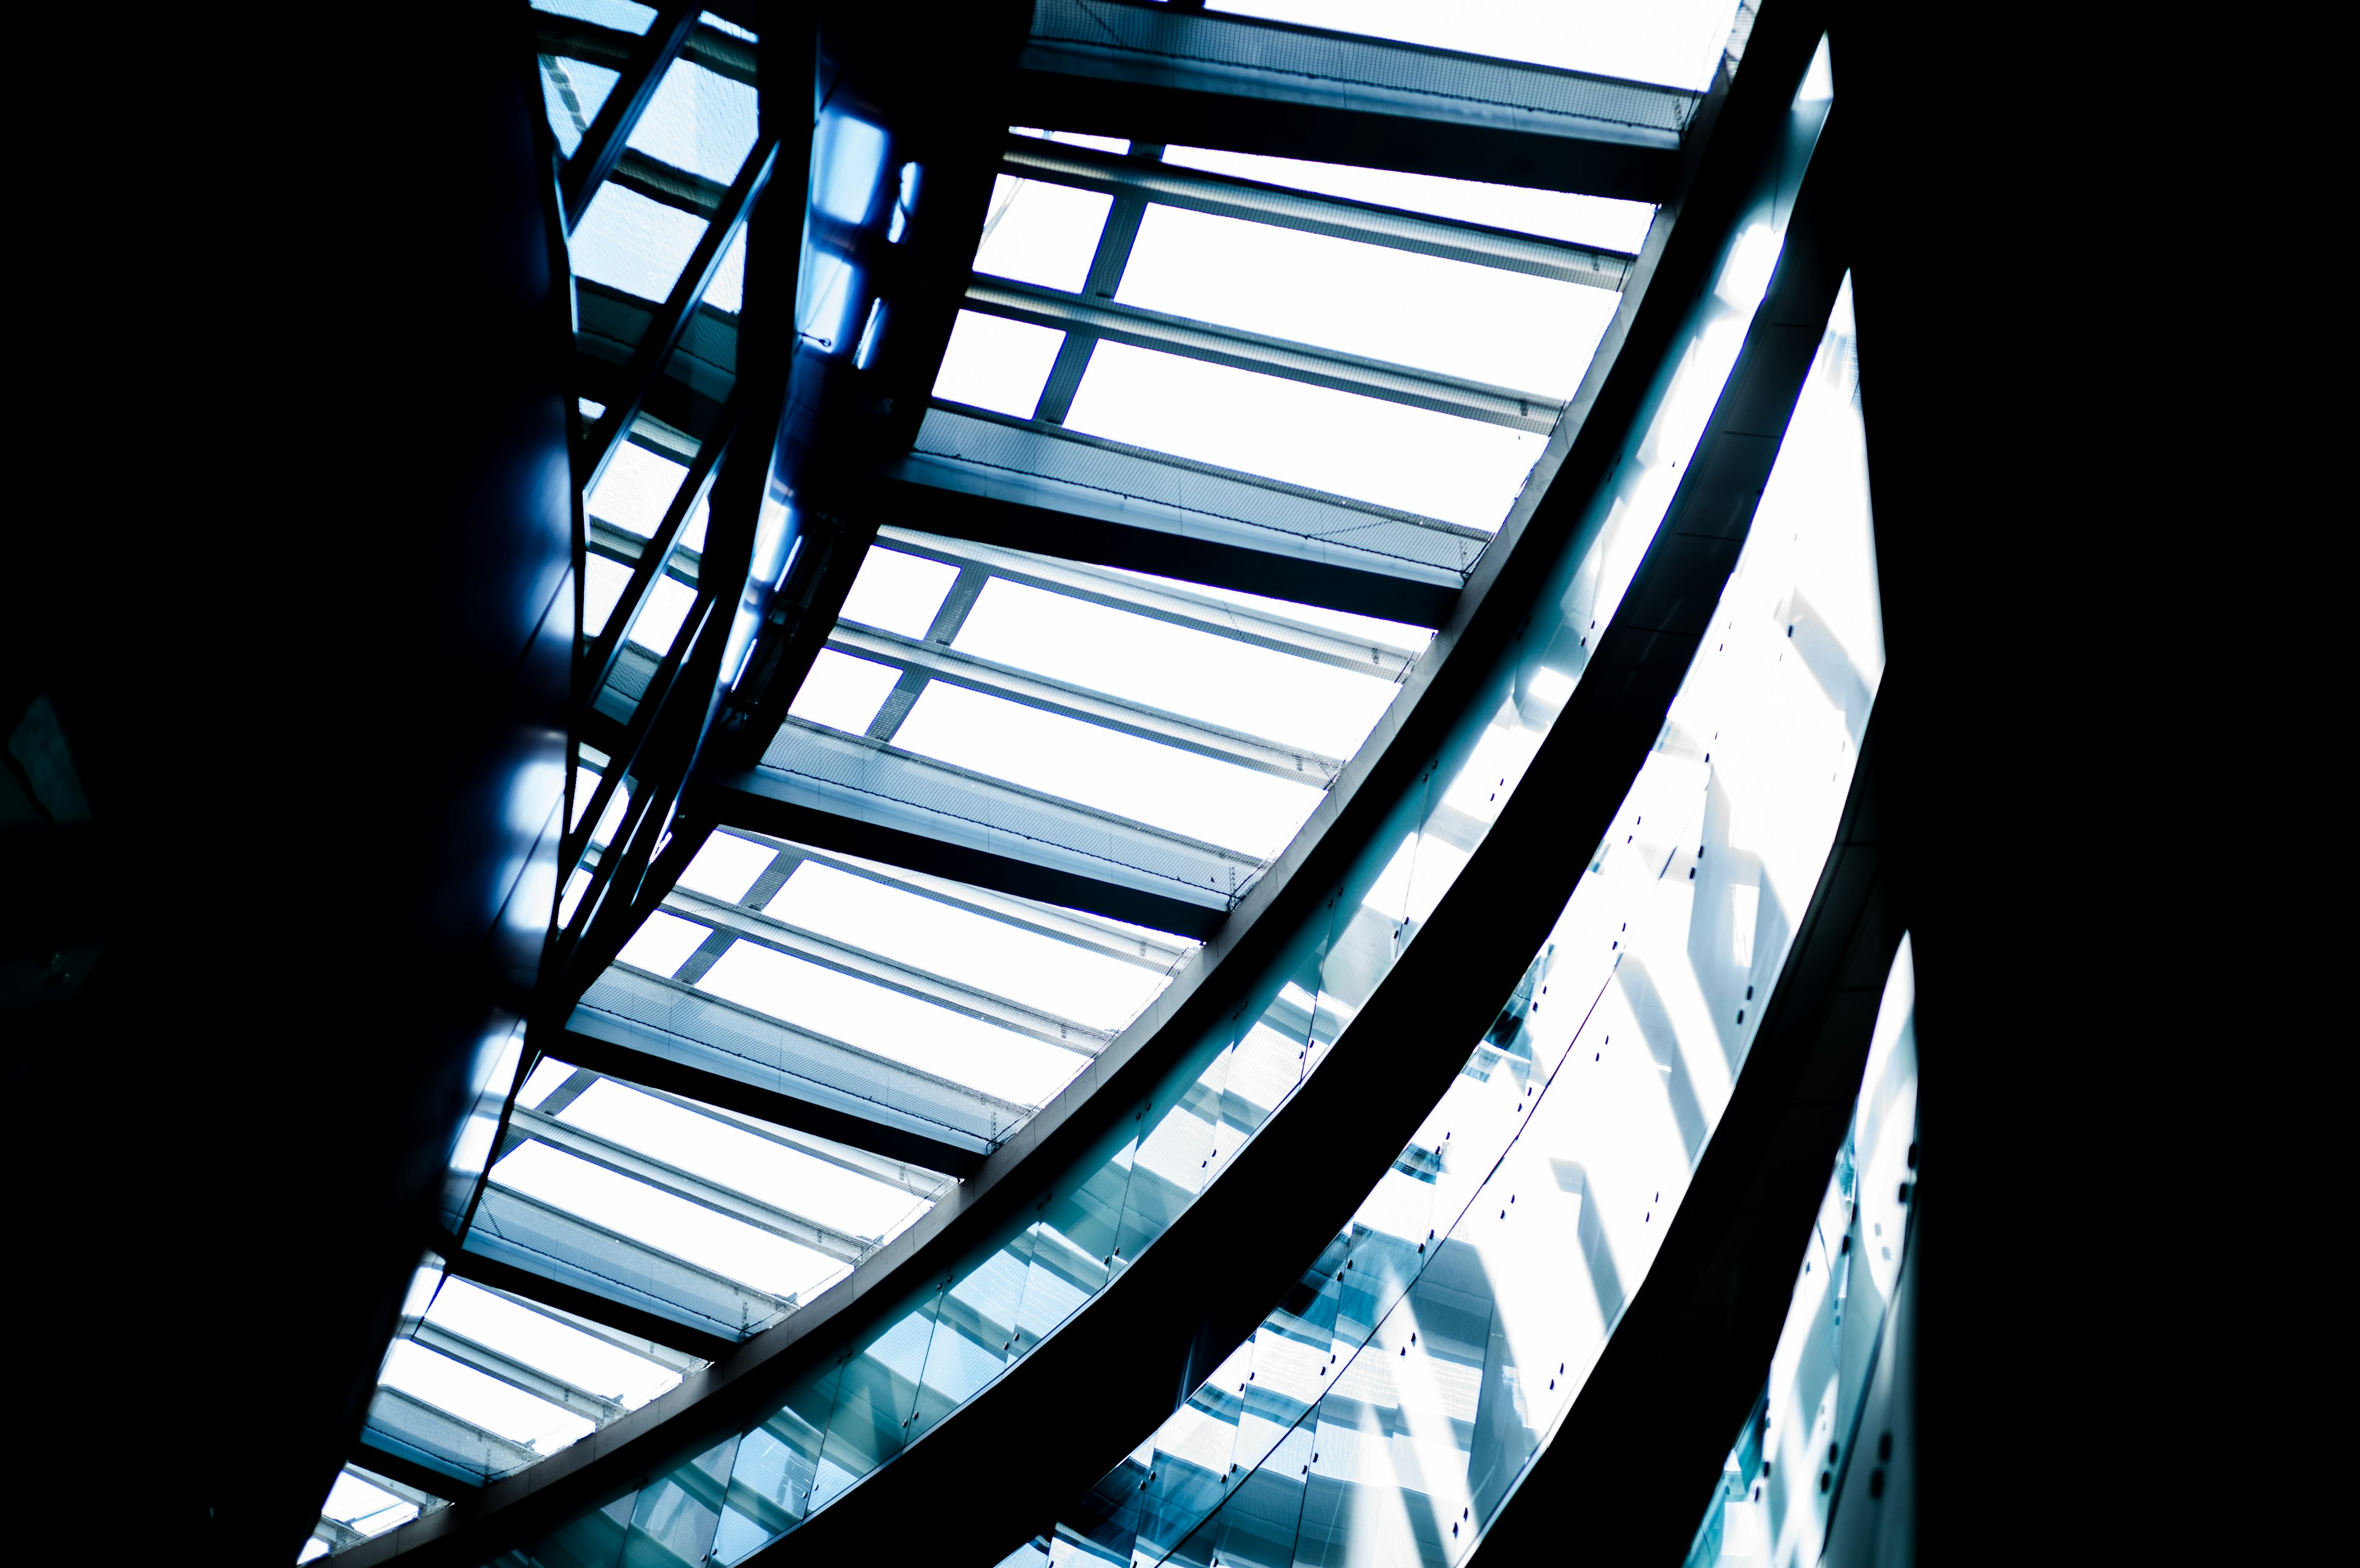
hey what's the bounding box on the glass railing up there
[1010,257,1878,1568]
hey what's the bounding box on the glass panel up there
[1206,0,1740,88]
[625,58,758,186]
[572,182,710,304]
[931,310,1065,417]
[539,58,620,160]
[836,547,961,638]
[1064,343,1546,530]
[889,680,1326,859]
[533,0,656,35]
[1115,205,1621,398]
[975,174,1115,291]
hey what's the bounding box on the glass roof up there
[327,2,1776,1556]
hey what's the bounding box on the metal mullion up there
[403,1319,632,1425]
[560,2,702,232]
[875,527,1421,677]
[605,963,1044,1124]
[1001,138,1637,289]
[609,147,731,220]
[967,275,1561,433]
[583,388,745,702]
[313,1516,368,1551]
[715,829,1195,971]
[511,1105,876,1261]
[829,622,1347,785]
[466,1279,707,1372]
[479,1180,800,1314]
[663,884,1117,1051]
[580,136,779,501]
[613,1079,953,1198]
[1032,166,1157,423]
[344,1463,446,1511]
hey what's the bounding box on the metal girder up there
[725,719,1264,924]
[715,829,1198,973]
[571,960,1037,1148]
[1012,0,1696,201]
[559,4,702,232]
[353,1440,478,1499]
[509,1102,883,1262]
[610,147,732,220]
[580,137,778,500]
[536,12,755,87]
[402,1317,632,1426]
[966,275,1562,433]
[875,527,1423,678]
[828,622,1348,786]
[554,1025,986,1179]
[442,1244,740,1364]
[1002,137,1638,288]
[866,405,1481,617]
[663,883,1117,1051]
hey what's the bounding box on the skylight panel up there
[931,310,1064,417]
[589,441,688,535]
[532,0,656,34]
[764,859,1172,1032]
[1062,343,1544,530]
[787,648,903,734]
[423,1277,682,1409]
[519,1056,579,1109]
[889,681,1324,859]
[1206,0,1739,90]
[379,1339,595,1456]
[583,554,631,638]
[557,1077,930,1240]
[627,574,698,654]
[490,1141,849,1300]
[571,182,708,303]
[626,58,758,186]
[675,829,776,903]
[616,909,714,976]
[695,942,1088,1106]
[838,547,961,638]
[322,1473,413,1535]
[973,176,1113,292]
[1160,145,1658,253]
[951,578,1401,759]
[1115,205,1620,398]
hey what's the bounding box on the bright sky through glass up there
[617,908,714,976]
[677,829,776,902]
[1159,145,1657,253]
[629,575,698,654]
[559,1078,929,1241]
[788,648,902,733]
[952,578,1401,759]
[1063,344,1544,529]
[493,1140,850,1300]
[766,859,1173,1032]
[891,681,1325,858]
[532,0,655,34]
[583,555,631,637]
[589,442,688,535]
[423,1277,681,1409]
[1208,0,1738,88]
[696,942,1088,1105]
[931,310,1063,417]
[538,59,619,159]
[974,176,1112,292]
[625,58,756,185]
[572,182,707,303]
[1116,205,1620,397]
[838,547,960,637]
[379,1339,594,1456]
